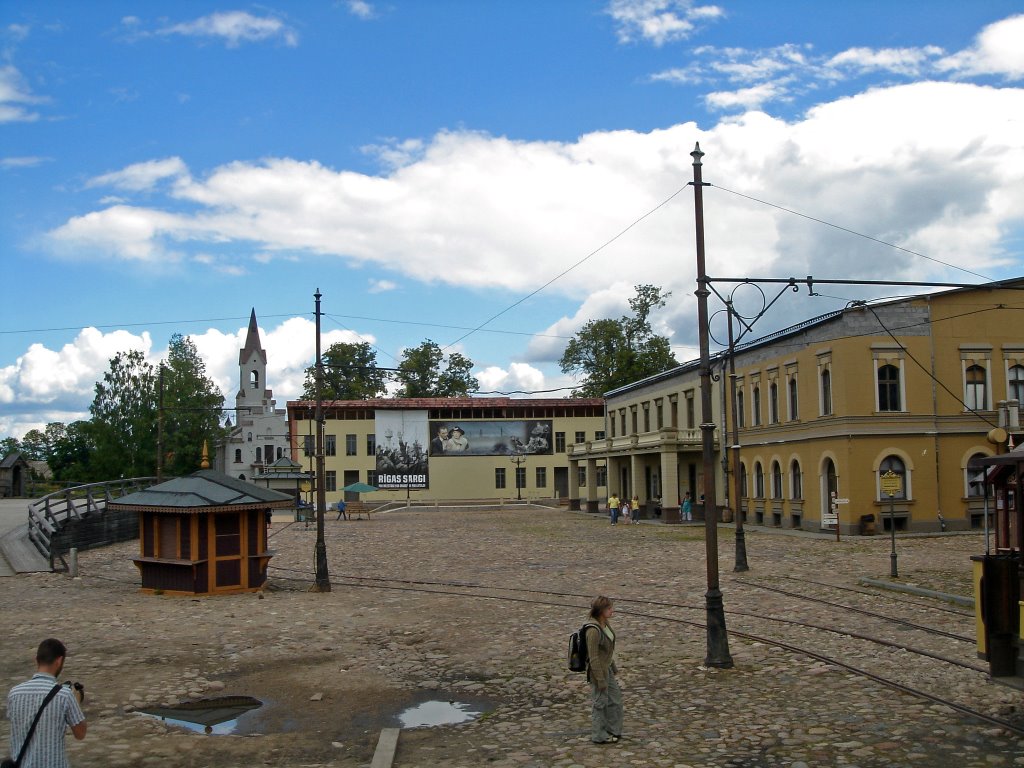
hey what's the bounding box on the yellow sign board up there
[880,470,902,496]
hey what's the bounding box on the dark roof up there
[286,397,604,410]
[108,469,293,513]
[238,308,268,366]
[0,451,29,469]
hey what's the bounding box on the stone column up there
[568,458,580,510]
[661,450,681,523]
[585,457,598,513]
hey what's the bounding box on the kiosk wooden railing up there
[27,477,158,569]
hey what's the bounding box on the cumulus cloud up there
[86,156,189,192]
[938,14,1024,79]
[0,317,373,439]
[0,64,45,123]
[704,82,788,110]
[475,363,550,395]
[157,11,298,47]
[827,46,944,77]
[607,0,723,46]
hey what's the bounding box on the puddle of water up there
[136,695,263,735]
[398,699,484,728]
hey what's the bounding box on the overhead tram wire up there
[710,184,995,283]
[440,183,691,353]
[0,312,308,336]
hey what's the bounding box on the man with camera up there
[4,638,86,768]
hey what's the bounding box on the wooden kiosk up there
[109,469,293,595]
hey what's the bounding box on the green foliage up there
[395,340,479,398]
[47,421,94,481]
[559,284,678,397]
[302,341,388,400]
[89,349,158,479]
[162,334,225,476]
[0,436,21,458]
[18,429,49,461]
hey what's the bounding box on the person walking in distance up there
[607,492,620,525]
[585,596,623,744]
[5,638,86,768]
[682,491,693,522]
[630,495,641,525]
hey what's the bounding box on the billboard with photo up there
[375,410,429,489]
[428,420,553,457]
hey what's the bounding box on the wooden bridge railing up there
[27,477,158,569]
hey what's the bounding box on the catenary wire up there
[710,184,996,283]
[440,183,691,353]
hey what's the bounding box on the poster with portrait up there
[428,420,554,457]
[375,410,429,489]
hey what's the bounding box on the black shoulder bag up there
[2,683,63,768]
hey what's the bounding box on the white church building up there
[215,310,292,481]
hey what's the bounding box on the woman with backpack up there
[585,595,622,744]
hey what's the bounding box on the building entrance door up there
[553,467,568,499]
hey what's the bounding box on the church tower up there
[237,309,270,416]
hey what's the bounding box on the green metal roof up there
[109,469,294,511]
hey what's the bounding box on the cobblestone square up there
[2,506,1022,767]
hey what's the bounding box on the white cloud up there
[0,64,45,123]
[607,0,723,46]
[86,156,189,192]
[827,46,944,77]
[347,1,376,20]
[704,82,788,110]
[158,11,298,47]
[368,279,397,293]
[1,156,51,169]
[938,14,1024,79]
[475,363,549,395]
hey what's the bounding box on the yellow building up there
[287,397,606,506]
[571,279,1024,533]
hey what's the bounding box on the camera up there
[64,681,85,704]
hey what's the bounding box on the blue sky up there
[2,1,1023,438]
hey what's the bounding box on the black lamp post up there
[313,289,331,592]
[510,450,526,501]
[691,143,734,668]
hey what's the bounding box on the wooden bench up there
[343,501,373,520]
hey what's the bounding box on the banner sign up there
[375,410,429,489]
[428,420,553,457]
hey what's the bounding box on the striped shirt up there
[6,673,85,768]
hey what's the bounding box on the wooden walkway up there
[0,524,50,574]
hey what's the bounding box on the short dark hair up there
[589,595,613,621]
[36,638,67,665]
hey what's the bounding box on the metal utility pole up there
[510,451,526,501]
[726,305,749,571]
[313,289,331,592]
[691,142,734,668]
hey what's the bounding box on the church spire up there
[239,308,268,366]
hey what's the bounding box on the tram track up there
[779,574,974,617]
[263,567,1024,738]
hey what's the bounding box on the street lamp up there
[510,450,526,501]
[691,143,734,668]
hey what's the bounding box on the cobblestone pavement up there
[1,506,1021,768]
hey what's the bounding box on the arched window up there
[879,455,907,499]
[739,462,748,498]
[736,391,745,428]
[754,462,765,498]
[965,364,987,410]
[238,474,246,480]
[820,369,832,415]
[822,458,838,517]
[1009,364,1024,403]
[247,432,253,442]
[769,382,779,424]
[250,369,259,389]
[234,449,242,463]
[771,461,783,499]
[878,364,901,411]
[752,386,761,426]
[790,459,802,500]
[966,452,987,497]
[788,377,798,420]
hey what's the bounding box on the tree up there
[162,334,225,477]
[559,284,679,397]
[0,436,20,458]
[18,428,50,461]
[89,349,158,479]
[301,341,388,400]
[395,340,479,398]
[48,421,94,481]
